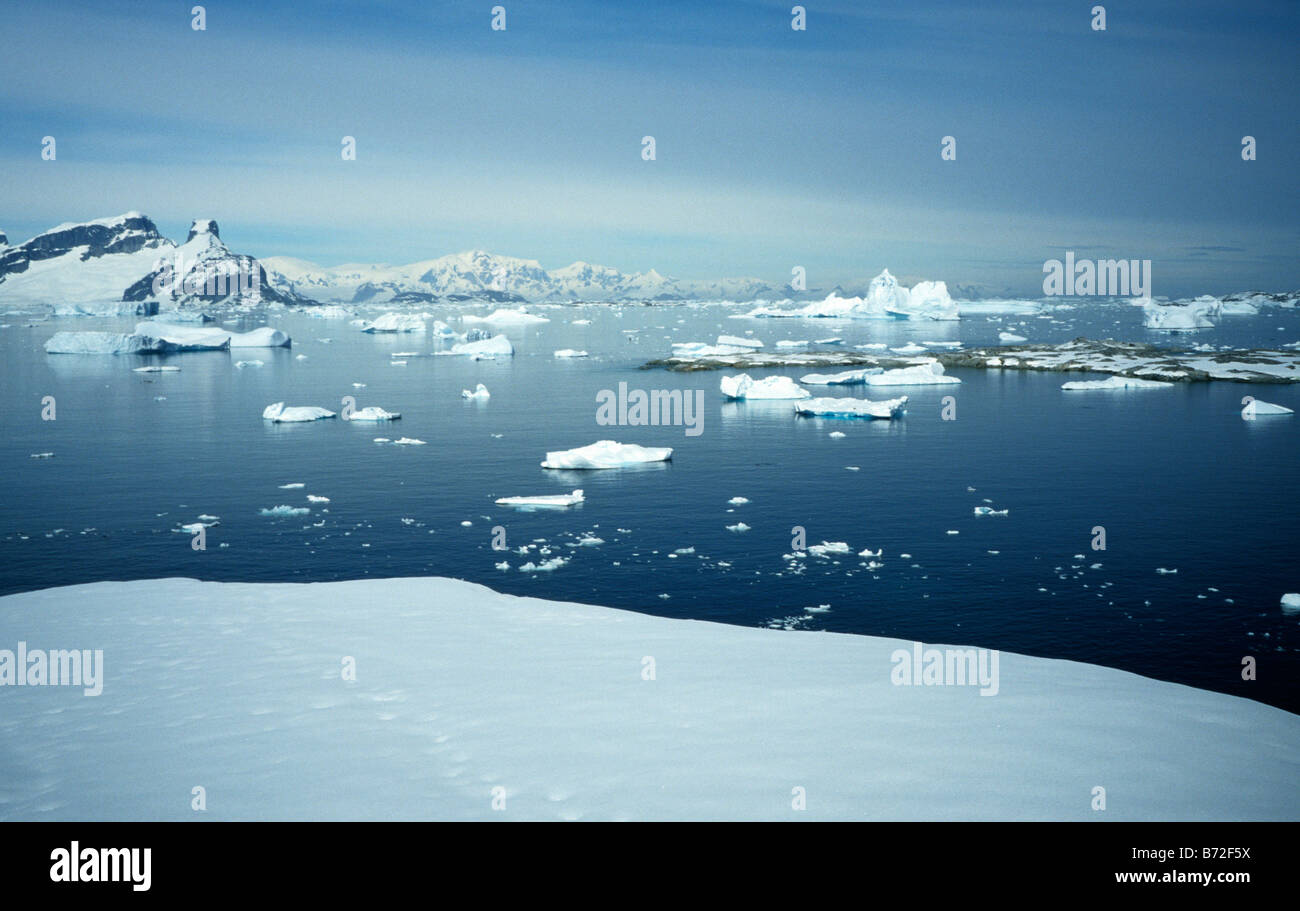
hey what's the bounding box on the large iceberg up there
[745,270,959,321]
[461,308,549,327]
[134,321,290,348]
[45,332,167,355]
[794,396,908,419]
[541,440,673,469]
[262,402,338,422]
[1142,297,1222,331]
[863,361,961,386]
[360,312,427,333]
[720,373,811,400]
[1061,376,1173,391]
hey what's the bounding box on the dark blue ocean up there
[2,299,1298,712]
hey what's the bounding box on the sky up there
[1,0,1296,297]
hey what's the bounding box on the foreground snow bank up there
[0,576,1295,821]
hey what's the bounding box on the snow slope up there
[0,577,1295,821]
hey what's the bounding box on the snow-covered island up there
[0,577,1295,821]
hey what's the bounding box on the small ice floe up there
[575,534,604,546]
[235,360,263,369]
[946,530,960,535]
[30,452,54,459]
[1156,567,1178,575]
[815,337,843,345]
[279,483,305,489]
[718,334,762,349]
[462,308,549,327]
[1061,376,1172,391]
[720,373,810,400]
[133,365,180,373]
[799,368,882,385]
[295,354,308,360]
[263,402,337,422]
[726,522,750,533]
[998,331,1028,343]
[391,360,407,366]
[864,361,961,386]
[541,440,672,469]
[890,343,928,355]
[828,431,846,438]
[1281,593,1300,614]
[462,384,491,400]
[519,556,569,572]
[360,312,427,333]
[391,351,419,358]
[137,321,291,348]
[393,437,426,445]
[260,505,310,517]
[495,561,511,571]
[1242,399,1293,417]
[553,349,588,358]
[373,437,390,443]
[795,396,908,419]
[776,340,808,348]
[803,604,831,614]
[572,319,592,326]
[352,382,366,388]
[495,490,585,508]
[845,466,860,471]
[442,335,514,357]
[922,340,963,348]
[858,547,881,557]
[807,542,851,557]
[973,506,1009,516]
[307,495,330,503]
[728,497,750,505]
[348,406,401,421]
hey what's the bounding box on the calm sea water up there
[2,299,1298,712]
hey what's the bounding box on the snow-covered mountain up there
[260,250,779,303]
[0,214,302,309]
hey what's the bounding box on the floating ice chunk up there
[260,505,310,517]
[728,497,750,505]
[922,340,963,348]
[998,332,1028,343]
[1281,593,1300,614]
[496,490,585,508]
[541,440,673,469]
[462,308,549,327]
[795,396,908,419]
[554,349,589,358]
[278,483,305,489]
[519,556,569,572]
[1156,567,1178,575]
[1061,376,1173,390]
[858,547,881,557]
[136,322,290,348]
[720,373,810,400]
[30,452,54,459]
[864,361,961,386]
[815,337,843,345]
[307,495,330,503]
[462,384,491,400]
[808,541,851,557]
[347,406,401,421]
[800,367,883,385]
[973,506,1009,516]
[393,437,427,445]
[828,431,846,438]
[804,604,831,614]
[132,365,180,373]
[1242,399,1293,417]
[360,312,427,333]
[718,334,763,349]
[572,319,592,326]
[744,271,958,321]
[726,522,751,532]
[45,332,167,354]
[776,340,808,348]
[445,334,514,357]
[263,402,337,422]
[671,341,752,356]
[891,343,928,355]
[1142,297,1221,331]
[235,360,263,369]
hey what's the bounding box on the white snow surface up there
[2,576,1296,820]
[1061,376,1174,391]
[720,374,811,400]
[541,440,673,469]
[863,361,962,386]
[795,396,908,419]
[360,312,427,333]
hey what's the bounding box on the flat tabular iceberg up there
[445,334,514,357]
[263,402,337,422]
[136,321,290,348]
[1142,297,1222,331]
[717,334,762,349]
[541,440,673,469]
[794,396,908,419]
[45,332,166,354]
[720,373,810,400]
[462,308,549,327]
[346,406,401,421]
[495,490,585,508]
[1061,376,1173,390]
[864,361,961,386]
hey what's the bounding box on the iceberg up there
[462,308,549,327]
[259,505,310,517]
[346,406,401,421]
[799,368,884,385]
[794,396,908,419]
[1061,376,1173,390]
[974,506,1009,516]
[462,384,491,399]
[1242,399,1294,417]
[717,334,763,349]
[360,312,427,333]
[495,490,585,508]
[132,365,180,373]
[864,361,961,386]
[45,331,167,355]
[445,334,514,357]
[1142,297,1222,331]
[744,270,958,321]
[392,437,426,445]
[719,373,810,400]
[262,402,337,422]
[890,343,928,354]
[999,332,1028,343]
[1281,593,1300,614]
[541,440,673,469]
[135,321,290,349]
[553,349,589,358]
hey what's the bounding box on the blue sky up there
[2,0,1296,295]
